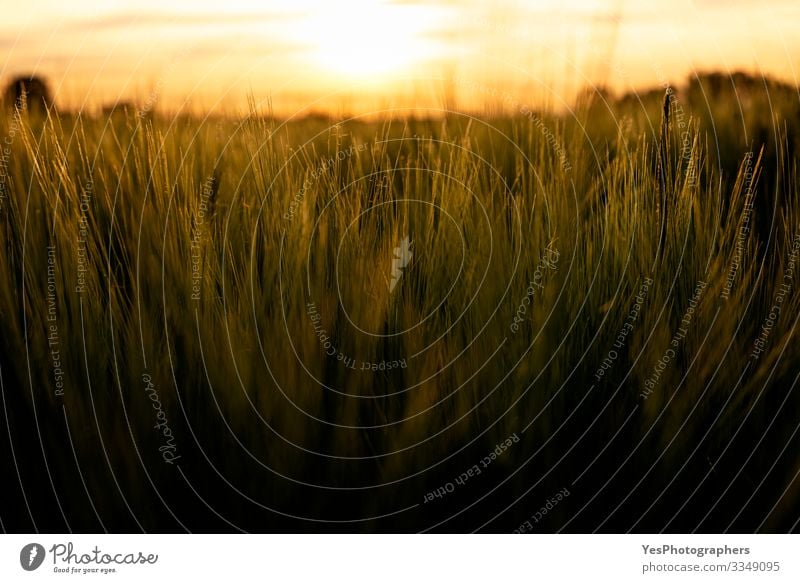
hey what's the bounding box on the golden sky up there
[1,0,798,115]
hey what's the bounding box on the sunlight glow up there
[1,0,798,113]
[292,0,442,78]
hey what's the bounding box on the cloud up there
[63,10,295,31]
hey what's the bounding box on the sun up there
[294,0,439,78]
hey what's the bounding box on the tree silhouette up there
[3,75,52,114]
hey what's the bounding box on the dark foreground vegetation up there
[1,72,799,532]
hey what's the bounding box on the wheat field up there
[1,74,799,532]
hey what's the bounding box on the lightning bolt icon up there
[389,236,413,293]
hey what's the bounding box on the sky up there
[1,0,798,115]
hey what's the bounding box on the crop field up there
[1,73,799,532]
